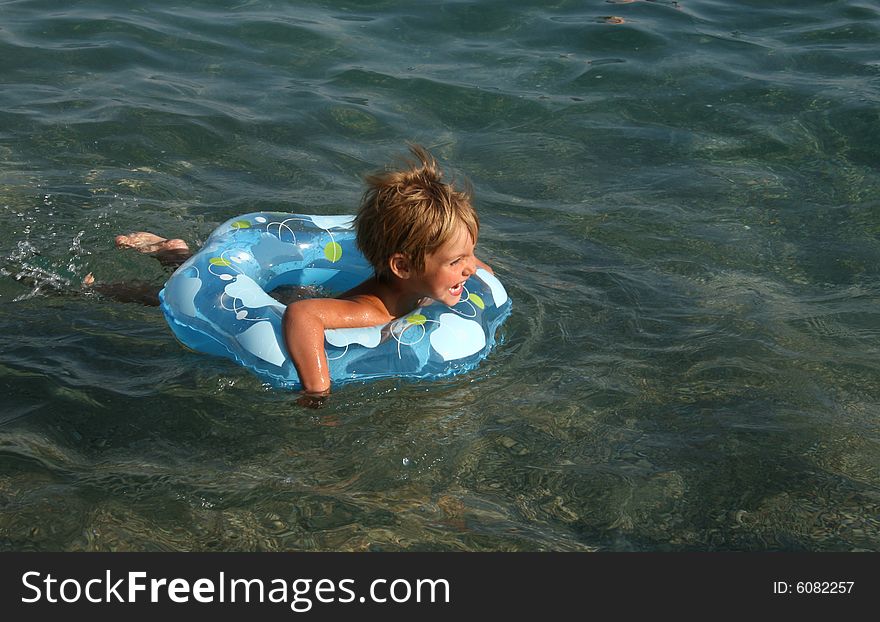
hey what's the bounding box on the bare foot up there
[115,232,189,255]
[82,273,95,287]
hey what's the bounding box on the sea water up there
[0,0,878,551]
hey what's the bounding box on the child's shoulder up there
[287,293,393,330]
[337,277,407,321]
[338,275,382,303]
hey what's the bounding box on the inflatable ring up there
[159,212,512,390]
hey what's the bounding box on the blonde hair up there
[355,144,478,281]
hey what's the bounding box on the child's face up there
[417,222,478,306]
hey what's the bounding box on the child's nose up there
[463,257,477,276]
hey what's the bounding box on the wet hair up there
[355,144,478,281]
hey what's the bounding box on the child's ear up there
[388,253,411,279]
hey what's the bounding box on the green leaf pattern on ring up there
[324,241,343,262]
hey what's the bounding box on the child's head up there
[355,144,479,282]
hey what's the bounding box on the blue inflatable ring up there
[159,212,512,390]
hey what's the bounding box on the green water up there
[1,0,878,551]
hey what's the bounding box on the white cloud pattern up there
[429,313,486,361]
[224,275,286,310]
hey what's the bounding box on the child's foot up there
[115,232,190,255]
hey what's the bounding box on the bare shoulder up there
[284,295,392,329]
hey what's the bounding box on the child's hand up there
[475,257,494,274]
[296,389,330,409]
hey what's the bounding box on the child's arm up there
[282,297,391,398]
[475,256,494,274]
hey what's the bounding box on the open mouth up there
[448,282,464,297]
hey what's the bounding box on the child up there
[102,145,493,405]
[282,144,493,404]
